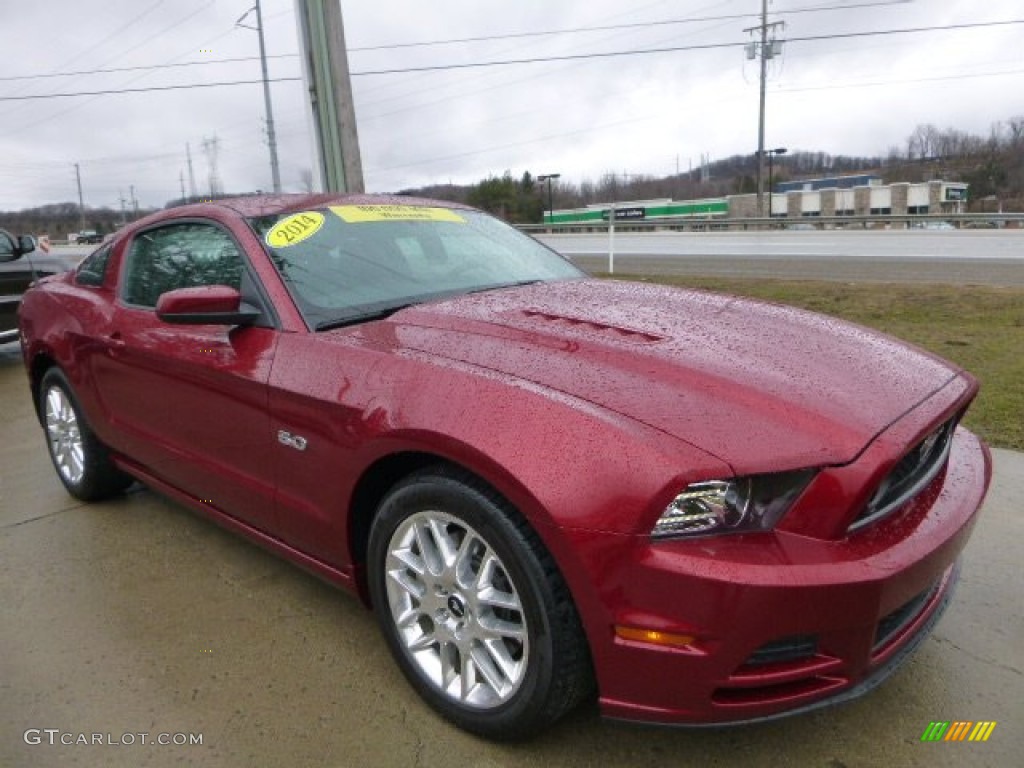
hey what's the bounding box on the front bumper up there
[571,427,991,725]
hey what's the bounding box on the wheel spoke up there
[476,613,526,641]
[427,517,458,568]
[477,585,520,611]
[387,567,426,601]
[46,389,61,421]
[392,545,427,576]
[482,637,521,683]
[459,646,476,700]
[69,445,85,476]
[470,642,509,697]
[394,603,420,629]
[440,641,459,692]
[413,520,443,576]
[407,628,438,653]
[475,551,500,589]
[453,532,482,589]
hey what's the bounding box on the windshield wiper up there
[464,279,543,296]
[315,303,415,331]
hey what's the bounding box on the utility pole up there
[129,185,139,217]
[744,1,784,218]
[294,0,364,193]
[238,1,282,192]
[756,0,768,217]
[179,171,187,203]
[119,190,127,225]
[201,136,222,197]
[186,142,197,200]
[74,163,85,231]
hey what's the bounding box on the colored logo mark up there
[921,721,997,742]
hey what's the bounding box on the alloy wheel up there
[384,510,529,709]
[45,385,85,486]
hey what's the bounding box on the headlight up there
[652,470,815,539]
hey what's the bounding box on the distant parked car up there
[1,229,39,343]
[76,230,103,244]
[1,231,79,344]
[911,220,956,231]
[17,194,992,738]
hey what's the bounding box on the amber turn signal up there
[615,625,696,648]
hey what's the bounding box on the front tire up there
[367,467,592,740]
[39,368,133,501]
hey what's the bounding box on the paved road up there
[1,342,1021,767]
[536,230,1024,285]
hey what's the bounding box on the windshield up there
[248,204,582,329]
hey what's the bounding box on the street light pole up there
[537,173,560,225]
[765,147,787,217]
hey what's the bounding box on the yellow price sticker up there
[330,205,465,224]
[266,211,325,248]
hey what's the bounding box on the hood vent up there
[520,309,665,343]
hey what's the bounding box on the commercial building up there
[548,198,727,225]
[547,178,969,226]
[733,178,969,219]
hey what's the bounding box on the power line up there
[3,19,1019,104]
[4,17,1019,103]
[347,0,913,52]
[24,0,167,84]
[0,55,296,83]
[0,1,233,140]
[777,65,1024,93]
[348,20,1024,77]
[1,1,912,85]
[0,78,302,103]
[86,0,218,74]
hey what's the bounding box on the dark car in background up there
[0,230,79,344]
[1,229,41,343]
[76,230,103,245]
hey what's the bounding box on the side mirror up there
[17,235,37,256]
[155,285,260,326]
[0,231,20,263]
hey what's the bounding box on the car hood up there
[363,279,960,473]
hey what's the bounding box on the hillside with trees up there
[401,115,1024,222]
[4,116,1022,234]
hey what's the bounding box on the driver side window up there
[122,222,244,308]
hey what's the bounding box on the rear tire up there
[367,467,593,740]
[39,368,133,501]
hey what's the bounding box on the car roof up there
[112,193,475,243]
[189,193,472,219]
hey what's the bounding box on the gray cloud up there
[1,0,1018,209]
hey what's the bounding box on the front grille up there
[850,417,957,532]
[873,581,940,652]
[745,635,818,666]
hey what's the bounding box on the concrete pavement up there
[1,340,1021,768]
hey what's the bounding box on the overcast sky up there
[1,0,1020,211]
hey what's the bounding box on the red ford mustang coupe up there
[18,195,990,739]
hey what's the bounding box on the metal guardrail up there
[519,212,1024,234]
